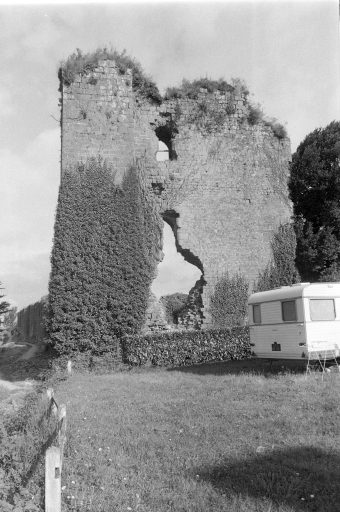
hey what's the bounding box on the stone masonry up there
[60,60,292,327]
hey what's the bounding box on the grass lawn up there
[52,360,340,512]
[0,385,14,402]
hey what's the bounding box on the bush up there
[164,77,235,101]
[247,106,287,140]
[48,158,158,355]
[59,47,162,105]
[254,223,300,292]
[264,118,287,139]
[121,327,250,367]
[210,272,249,328]
[160,293,188,325]
[247,102,264,125]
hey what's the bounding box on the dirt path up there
[0,342,52,418]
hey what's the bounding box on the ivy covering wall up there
[47,157,159,355]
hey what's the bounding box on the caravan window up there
[253,304,261,324]
[281,300,297,322]
[310,299,335,321]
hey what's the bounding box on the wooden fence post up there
[45,446,61,512]
[67,360,72,375]
[46,388,58,417]
[58,404,67,472]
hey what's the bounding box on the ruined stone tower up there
[60,59,292,327]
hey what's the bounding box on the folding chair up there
[306,341,340,380]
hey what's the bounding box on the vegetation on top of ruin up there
[59,49,287,138]
[247,102,288,139]
[164,77,287,139]
[164,77,245,100]
[59,47,162,105]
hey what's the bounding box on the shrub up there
[121,327,250,367]
[164,77,235,101]
[210,272,249,328]
[230,77,249,98]
[247,106,287,140]
[160,293,188,325]
[264,118,287,139]
[254,223,300,292]
[319,261,340,282]
[59,47,162,105]
[48,158,158,355]
[247,102,264,125]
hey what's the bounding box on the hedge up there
[47,158,158,356]
[121,326,251,367]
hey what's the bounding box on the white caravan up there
[248,282,340,359]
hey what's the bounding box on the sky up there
[0,0,339,311]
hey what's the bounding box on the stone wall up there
[60,60,292,327]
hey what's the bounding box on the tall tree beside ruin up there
[289,121,340,281]
[47,158,157,355]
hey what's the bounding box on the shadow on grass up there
[167,358,306,376]
[194,446,339,511]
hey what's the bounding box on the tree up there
[253,223,300,292]
[48,158,158,355]
[3,307,17,329]
[0,282,10,316]
[289,121,340,281]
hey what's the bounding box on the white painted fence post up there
[67,360,72,375]
[45,446,61,512]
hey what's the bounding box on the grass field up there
[50,360,340,512]
[0,385,14,403]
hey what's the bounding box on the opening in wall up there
[151,221,201,298]
[156,141,169,161]
[155,125,177,161]
[148,210,205,330]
